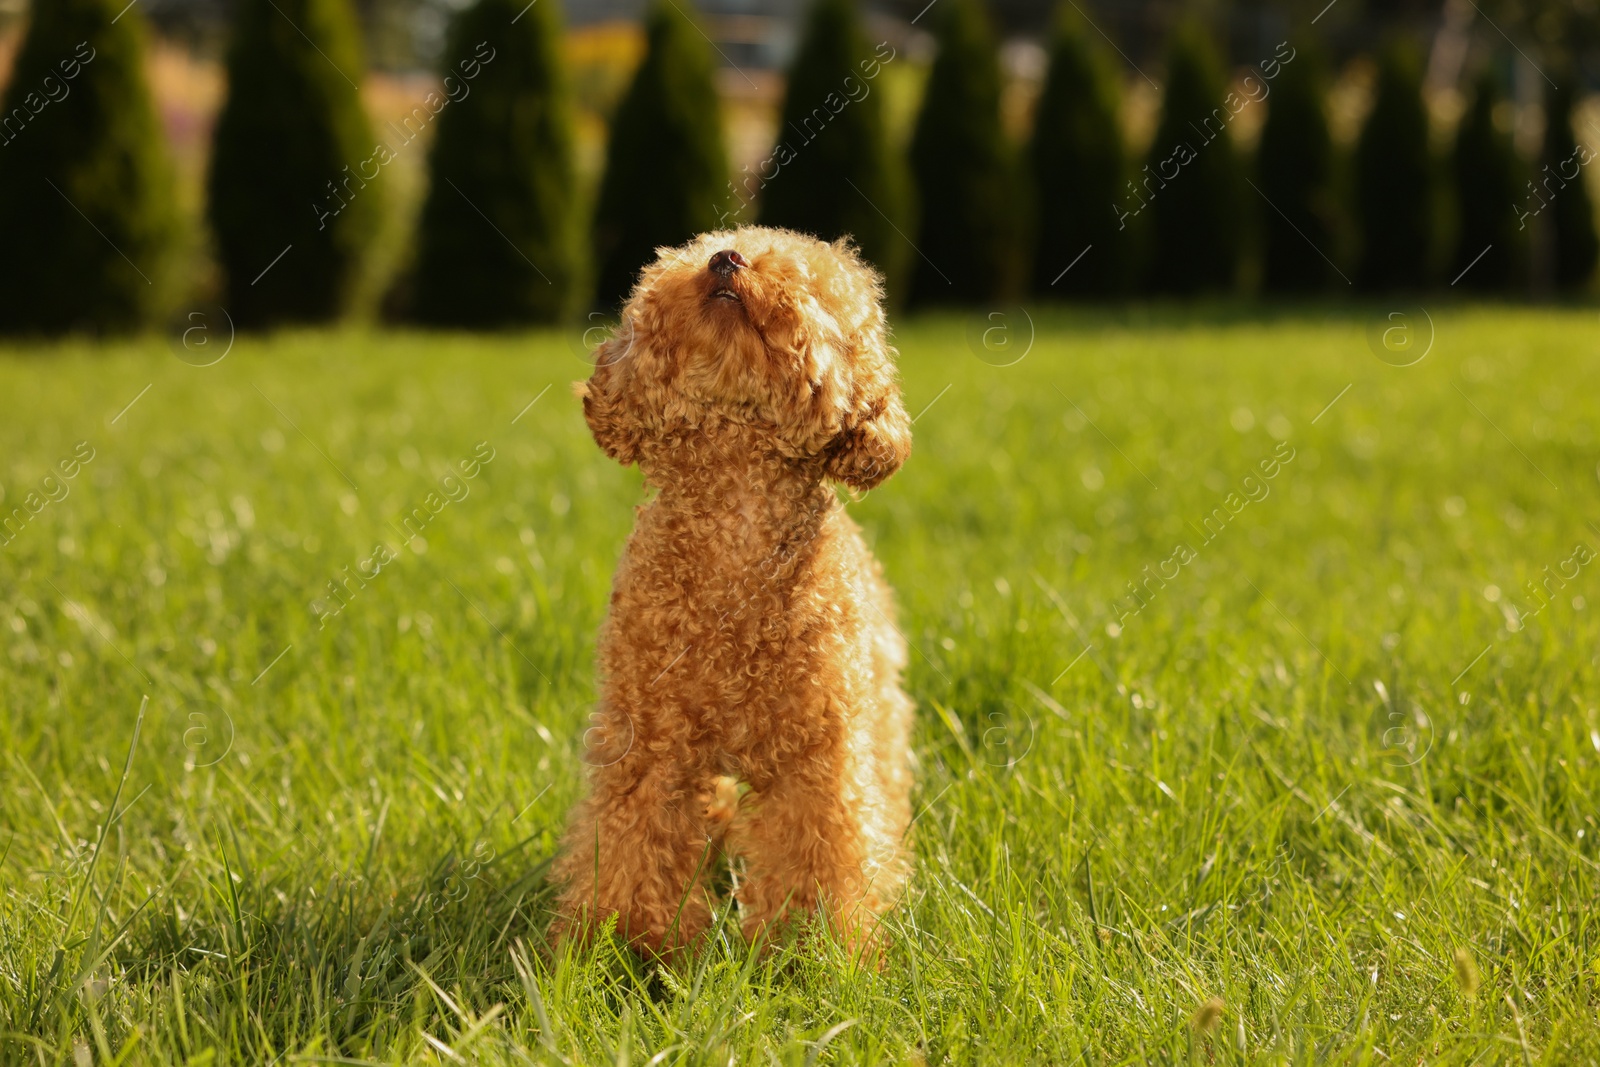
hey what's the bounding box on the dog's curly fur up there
[552,226,915,955]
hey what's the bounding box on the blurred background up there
[0,0,1597,331]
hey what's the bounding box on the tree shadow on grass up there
[901,294,1600,337]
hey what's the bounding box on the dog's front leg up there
[727,755,871,951]
[552,756,717,955]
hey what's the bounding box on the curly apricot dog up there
[553,227,915,955]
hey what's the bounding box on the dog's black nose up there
[709,249,748,276]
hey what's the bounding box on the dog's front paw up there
[701,775,745,827]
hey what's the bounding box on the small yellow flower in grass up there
[1453,947,1480,1000]
[1191,996,1225,1033]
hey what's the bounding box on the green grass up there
[2,305,1598,1065]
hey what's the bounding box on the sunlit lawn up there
[1,304,1597,1064]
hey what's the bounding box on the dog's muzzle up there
[708,249,747,302]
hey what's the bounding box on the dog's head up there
[576,227,910,490]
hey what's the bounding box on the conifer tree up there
[1256,40,1336,292]
[1354,42,1433,292]
[1143,22,1243,295]
[759,0,908,293]
[0,0,177,334]
[1027,8,1126,296]
[592,0,728,310]
[413,0,581,325]
[1450,68,1521,291]
[907,0,1014,305]
[1540,74,1598,290]
[208,0,380,325]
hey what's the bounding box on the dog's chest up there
[621,498,835,646]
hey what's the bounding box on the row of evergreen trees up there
[986,14,1597,298]
[0,0,1594,335]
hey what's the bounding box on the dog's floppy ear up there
[823,343,911,491]
[575,336,643,465]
